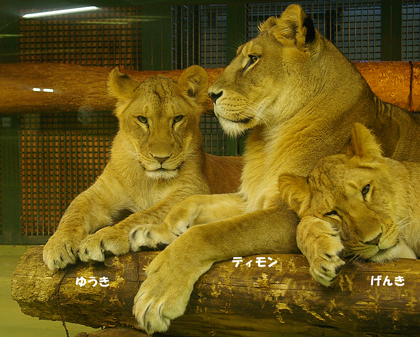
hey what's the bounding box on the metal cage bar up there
[246,1,382,61]
[402,0,420,60]
[19,112,118,238]
[19,7,142,69]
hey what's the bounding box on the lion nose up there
[209,91,223,103]
[365,232,382,246]
[153,155,170,164]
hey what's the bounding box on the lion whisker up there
[246,101,270,127]
[346,253,370,270]
[396,217,411,230]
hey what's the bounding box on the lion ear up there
[108,68,139,101]
[347,123,383,160]
[258,16,278,32]
[177,65,209,105]
[278,173,311,216]
[269,4,316,48]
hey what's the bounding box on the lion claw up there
[297,216,346,287]
[43,232,81,270]
[78,227,130,262]
[129,224,177,252]
[133,253,191,334]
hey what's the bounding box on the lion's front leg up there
[133,238,210,334]
[133,206,300,334]
[129,193,245,251]
[297,216,345,286]
[43,189,120,269]
[78,224,132,262]
[43,224,88,270]
[79,205,172,262]
[79,190,208,261]
[43,169,131,270]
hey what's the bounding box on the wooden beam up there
[0,63,223,115]
[12,246,420,336]
[74,328,167,337]
[411,62,420,112]
[354,61,411,110]
[1,62,419,115]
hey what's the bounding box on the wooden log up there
[74,328,167,337]
[411,61,420,112]
[0,63,222,115]
[353,61,412,111]
[1,62,419,115]
[12,246,420,337]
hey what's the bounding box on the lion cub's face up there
[208,4,317,136]
[108,66,208,180]
[278,123,402,262]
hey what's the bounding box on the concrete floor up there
[1,245,97,337]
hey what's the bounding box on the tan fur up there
[42,65,242,270]
[279,123,420,286]
[117,5,420,334]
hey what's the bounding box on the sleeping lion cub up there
[278,123,420,286]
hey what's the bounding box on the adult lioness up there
[43,65,242,270]
[122,5,420,334]
[278,123,420,286]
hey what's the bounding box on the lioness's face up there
[208,7,316,136]
[283,155,401,262]
[108,66,208,180]
[209,35,283,136]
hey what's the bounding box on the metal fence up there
[20,112,118,237]
[171,1,420,68]
[245,1,382,60]
[403,0,420,60]
[18,7,143,69]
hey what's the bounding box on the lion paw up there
[298,216,345,287]
[78,226,130,262]
[43,230,83,270]
[133,251,193,334]
[309,244,345,287]
[129,223,177,252]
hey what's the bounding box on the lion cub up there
[278,123,419,286]
[43,65,242,270]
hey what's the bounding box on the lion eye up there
[137,116,148,125]
[361,184,370,199]
[244,55,259,71]
[173,115,184,124]
[324,210,339,217]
